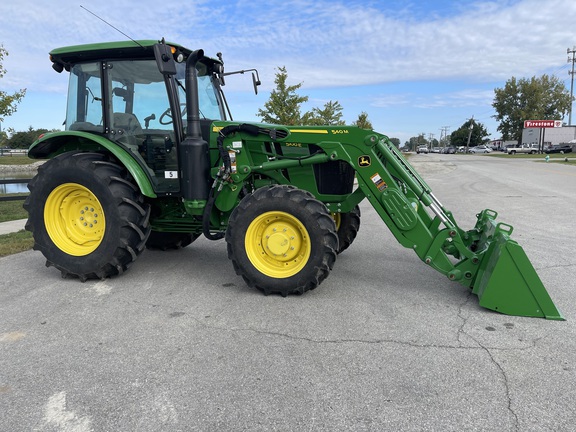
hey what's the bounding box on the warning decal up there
[228,151,237,174]
[370,173,388,191]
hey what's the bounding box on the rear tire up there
[226,185,338,296]
[333,205,361,254]
[24,152,151,281]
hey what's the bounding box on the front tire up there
[333,205,361,254]
[24,152,151,280]
[226,185,338,296]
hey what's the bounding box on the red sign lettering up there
[523,120,562,128]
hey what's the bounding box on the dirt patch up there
[409,159,458,177]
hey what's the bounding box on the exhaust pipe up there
[180,49,210,202]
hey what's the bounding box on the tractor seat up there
[113,113,143,135]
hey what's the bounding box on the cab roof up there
[49,40,191,67]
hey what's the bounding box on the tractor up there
[25,39,563,319]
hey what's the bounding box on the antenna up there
[80,5,144,48]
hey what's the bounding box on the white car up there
[469,145,492,154]
[416,145,429,154]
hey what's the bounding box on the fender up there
[28,131,157,198]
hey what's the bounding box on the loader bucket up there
[471,213,564,320]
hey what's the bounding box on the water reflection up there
[0,173,32,195]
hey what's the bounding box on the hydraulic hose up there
[202,123,262,241]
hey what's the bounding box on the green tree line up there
[257,66,377,129]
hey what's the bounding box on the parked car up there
[545,144,572,154]
[416,145,429,154]
[469,145,492,154]
[507,144,538,154]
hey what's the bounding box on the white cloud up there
[413,89,495,109]
[1,0,574,136]
[2,0,575,91]
[371,94,413,108]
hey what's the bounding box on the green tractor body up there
[26,40,563,319]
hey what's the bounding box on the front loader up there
[25,39,563,320]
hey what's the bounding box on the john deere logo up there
[359,156,371,167]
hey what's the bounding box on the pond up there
[0,172,33,195]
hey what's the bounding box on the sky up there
[1,0,575,144]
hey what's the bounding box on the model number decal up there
[331,130,349,134]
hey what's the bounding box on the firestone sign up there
[523,120,562,128]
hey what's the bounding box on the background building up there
[522,125,576,149]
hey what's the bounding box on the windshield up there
[175,61,225,121]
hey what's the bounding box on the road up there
[1,154,575,431]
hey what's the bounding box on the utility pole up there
[466,116,475,152]
[568,47,576,125]
[440,126,450,148]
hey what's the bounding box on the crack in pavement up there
[456,292,520,431]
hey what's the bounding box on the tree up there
[492,75,572,142]
[352,111,373,130]
[0,45,26,122]
[257,66,311,125]
[5,126,51,149]
[450,119,489,148]
[256,68,378,130]
[389,137,401,147]
[0,128,8,147]
[308,100,345,125]
[405,134,428,151]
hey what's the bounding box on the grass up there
[485,152,576,165]
[0,200,28,223]
[0,155,37,165]
[0,201,32,257]
[0,157,35,257]
[487,152,574,160]
[0,230,34,258]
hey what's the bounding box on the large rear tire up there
[333,205,361,254]
[24,152,151,281]
[226,185,338,296]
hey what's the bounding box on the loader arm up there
[211,125,562,320]
[329,134,562,320]
[350,135,561,319]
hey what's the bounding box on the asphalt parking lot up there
[1,154,575,431]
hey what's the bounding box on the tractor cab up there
[50,40,227,194]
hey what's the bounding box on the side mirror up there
[252,71,261,95]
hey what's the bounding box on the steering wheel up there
[159,104,187,125]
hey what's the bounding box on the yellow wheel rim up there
[245,211,311,278]
[331,212,341,231]
[44,183,106,256]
